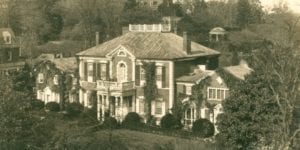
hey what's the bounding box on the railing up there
[80,81,96,90]
[129,24,171,32]
[97,80,135,91]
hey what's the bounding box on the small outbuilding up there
[209,27,227,42]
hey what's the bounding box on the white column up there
[120,96,123,120]
[169,61,174,113]
[132,95,136,112]
[216,34,219,42]
[101,95,105,121]
[132,58,136,81]
[97,95,101,120]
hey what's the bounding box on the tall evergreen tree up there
[236,0,252,27]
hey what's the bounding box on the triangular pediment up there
[105,45,135,58]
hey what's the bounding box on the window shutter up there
[93,63,96,82]
[135,65,140,86]
[183,85,186,94]
[161,66,166,88]
[84,62,87,81]
[97,63,101,80]
[106,63,110,80]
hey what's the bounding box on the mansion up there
[35,24,252,128]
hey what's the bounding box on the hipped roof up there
[77,32,220,60]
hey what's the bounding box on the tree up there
[12,63,35,98]
[142,62,158,123]
[157,0,184,17]
[0,78,47,149]
[216,71,281,149]
[251,45,300,149]
[236,0,252,27]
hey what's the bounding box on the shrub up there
[66,103,84,117]
[45,102,60,112]
[122,112,143,129]
[160,113,182,130]
[103,117,118,129]
[192,118,215,138]
[30,99,44,110]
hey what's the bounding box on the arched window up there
[117,62,127,82]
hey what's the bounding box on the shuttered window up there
[161,66,166,88]
[100,63,107,80]
[135,65,140,86]
[93,63,96,82]
[96,63,101,80]
[84,62,88,81]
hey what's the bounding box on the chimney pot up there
[183,32,191,54]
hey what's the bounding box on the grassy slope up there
[95,129,215,150]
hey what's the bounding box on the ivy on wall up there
[34,61,79,105]
[142,61,158,123]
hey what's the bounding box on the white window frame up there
[87,63,93,82]
[53,75,59,85]
[140,66,146,86]
[156,66,162,88]
[207,87,229,101]
[38,73,44,83]
[185,85,192,95]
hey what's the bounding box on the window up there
[185,85,192,95]
[53,75,59,85]
[140,66,145,85]
[88,63,93,77]
[100,63,107,80]
[156,66,162,88]
[155,101,163,115]
[38,73,44,83]
[7,51,12,61]
[117,51,126,57]
[117,62,127,82]
[207,87,229,101]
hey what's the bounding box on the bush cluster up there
[103,117,118,129]
[192,118,215,138]
[122,112,143,129]
[45,102,60,112]
[160,114,182,130]
[65,103,84,117]
[30,99,45,110]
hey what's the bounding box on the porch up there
[97,94,136,122]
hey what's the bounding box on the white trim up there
[169,61,174,113]
[207,87,229,101]
[176,82,195,86]
[106,45,136,59]
[132,59,136,81]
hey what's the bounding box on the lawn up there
[95,129,215,150]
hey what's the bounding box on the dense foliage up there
[192,119,214,138]
[142,61,158,123]
[216,71,281,149]
[160,113,182,130]
[45,102,60,112]
[103,117,119,129]
[30,99,45,110]
[122,112,143,129]
[65,102,84,117]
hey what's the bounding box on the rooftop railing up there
[129,24,171,32]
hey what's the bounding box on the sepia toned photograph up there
[0,0,299,149]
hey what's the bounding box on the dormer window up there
[117,51,126,57]
[3,31,11,44]
[38,73,44,83]
[53,75,59,85]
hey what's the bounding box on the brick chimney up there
[183,32,191,55]
[95,32,99,46]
